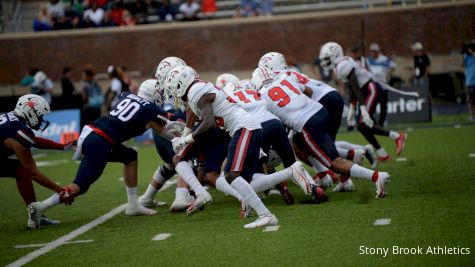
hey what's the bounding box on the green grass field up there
[1,122,475,266]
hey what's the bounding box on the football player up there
[165,65,279,228]
[28,88,175,223]
[319,42,407,162]
[251,67,390,198]
[1,94,74,229]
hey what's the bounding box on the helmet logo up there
[169,70,179,79]
[262,56,272,63]
[159,61,171,71]
[26,99,38,108]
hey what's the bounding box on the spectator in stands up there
[118,66,139,94]
[83,2,105,27]
[61,67,76,100]
[235,0,258,18]
[80,66,103,126]
[349,44,368,69]
[462,40,475,121]
[201,0,217,19]
[110,1,125,26]
[367,43,396,126]
[33,4,52,31]
[258,0,274,17]
[157,0,178,22]
[121,10,137,26]
[31,71,54,105]
[47,0,65,20]
[20,68,39,87]
[128,0,149,24]
[105,65,129,111]
[101,10,117,27]
[179,0,200,21]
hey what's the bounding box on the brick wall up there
[0,2,474,84]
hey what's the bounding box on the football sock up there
[349,164,374,181]
[377,148,388,157]
[308,156,329,173]
[175,187,190,200]
[39,193,61,212]
[250,168,292,192]
[231,176,271,216]
[175,161,206,195]
[389,131,400,140]
[126,186,139,205]
[337,147,350,159]
[216,176,242,201]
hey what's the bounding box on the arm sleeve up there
[34,137,65,150]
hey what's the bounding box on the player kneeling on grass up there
[28,83,175,224]
[0,94,75,229]
[251,67,390,198]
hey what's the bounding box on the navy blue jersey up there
[93,92,168,143]
[0,112,36,158]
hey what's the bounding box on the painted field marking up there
[8,178,178,266]
[406,127,414,132]
[396,157,407,162]
[267,189,281,196]
[32,153,47,159]
[151,233,172,241]
[36,160,68,167]
[373,218,391,226]
[7,204,126,267]
[118,177,124,182]
[263,225,280,232]
[469,153,475,158]
[454,124,462,129]
[15,240,94,249]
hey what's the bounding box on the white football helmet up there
[239,79,251,90]
[155,57,187,88]
[165,66,199,99]
[138,79,162,105]
[258,52,287,72]
[319,42,344,71]
[222,81,241,96]
[14,94,51,131]
[215,73,239,89]
[250,67,276,91]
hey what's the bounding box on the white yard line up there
[36,159,68,167]
[151,233,172,241]
[469,153,475,158]
[373,218,391,226]
[15,240,94,249]
[263,225,280,232]
[396,157,407,162]
[7,205,126,267]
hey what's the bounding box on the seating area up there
[0,0,449,33]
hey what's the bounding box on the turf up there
[1,122,474,266]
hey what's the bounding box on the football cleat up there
[290,161,313,196]
[276,182,294,205]
[314,173,333,190]
[377,155,391,162]
[170,195,194,212]
[332,177,355,192]
[125,204,158,216]
[374,171,390,198]
[312,185,329,203]
[27,202,43,230]
[244,213,278,229]
[240,200,253,219]
[364,144,378,169]
[40,215,60,226]
[186,192,212,215]
[138,196,167,208]
[395,132,407,156]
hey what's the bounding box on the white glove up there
[172,134,194,153]
[182,127,192,137]
[359,105,374,128]
[347,104,356,127]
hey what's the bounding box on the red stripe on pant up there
[359,82,377,123]
[301,128,332,168]
[231,129,252,172]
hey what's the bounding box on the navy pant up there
[318,91,344,140]
[225,128,262,182]
[261,119,295,168]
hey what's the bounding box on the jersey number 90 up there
[110,99,140,122]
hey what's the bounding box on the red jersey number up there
[267,79,301,107]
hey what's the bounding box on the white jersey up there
[334,56,373,88]
[260,73,322,132]
[186,81,261,135]
[275,69,336,102]
[226,88,279,124]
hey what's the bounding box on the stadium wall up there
[0,2,474,84]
